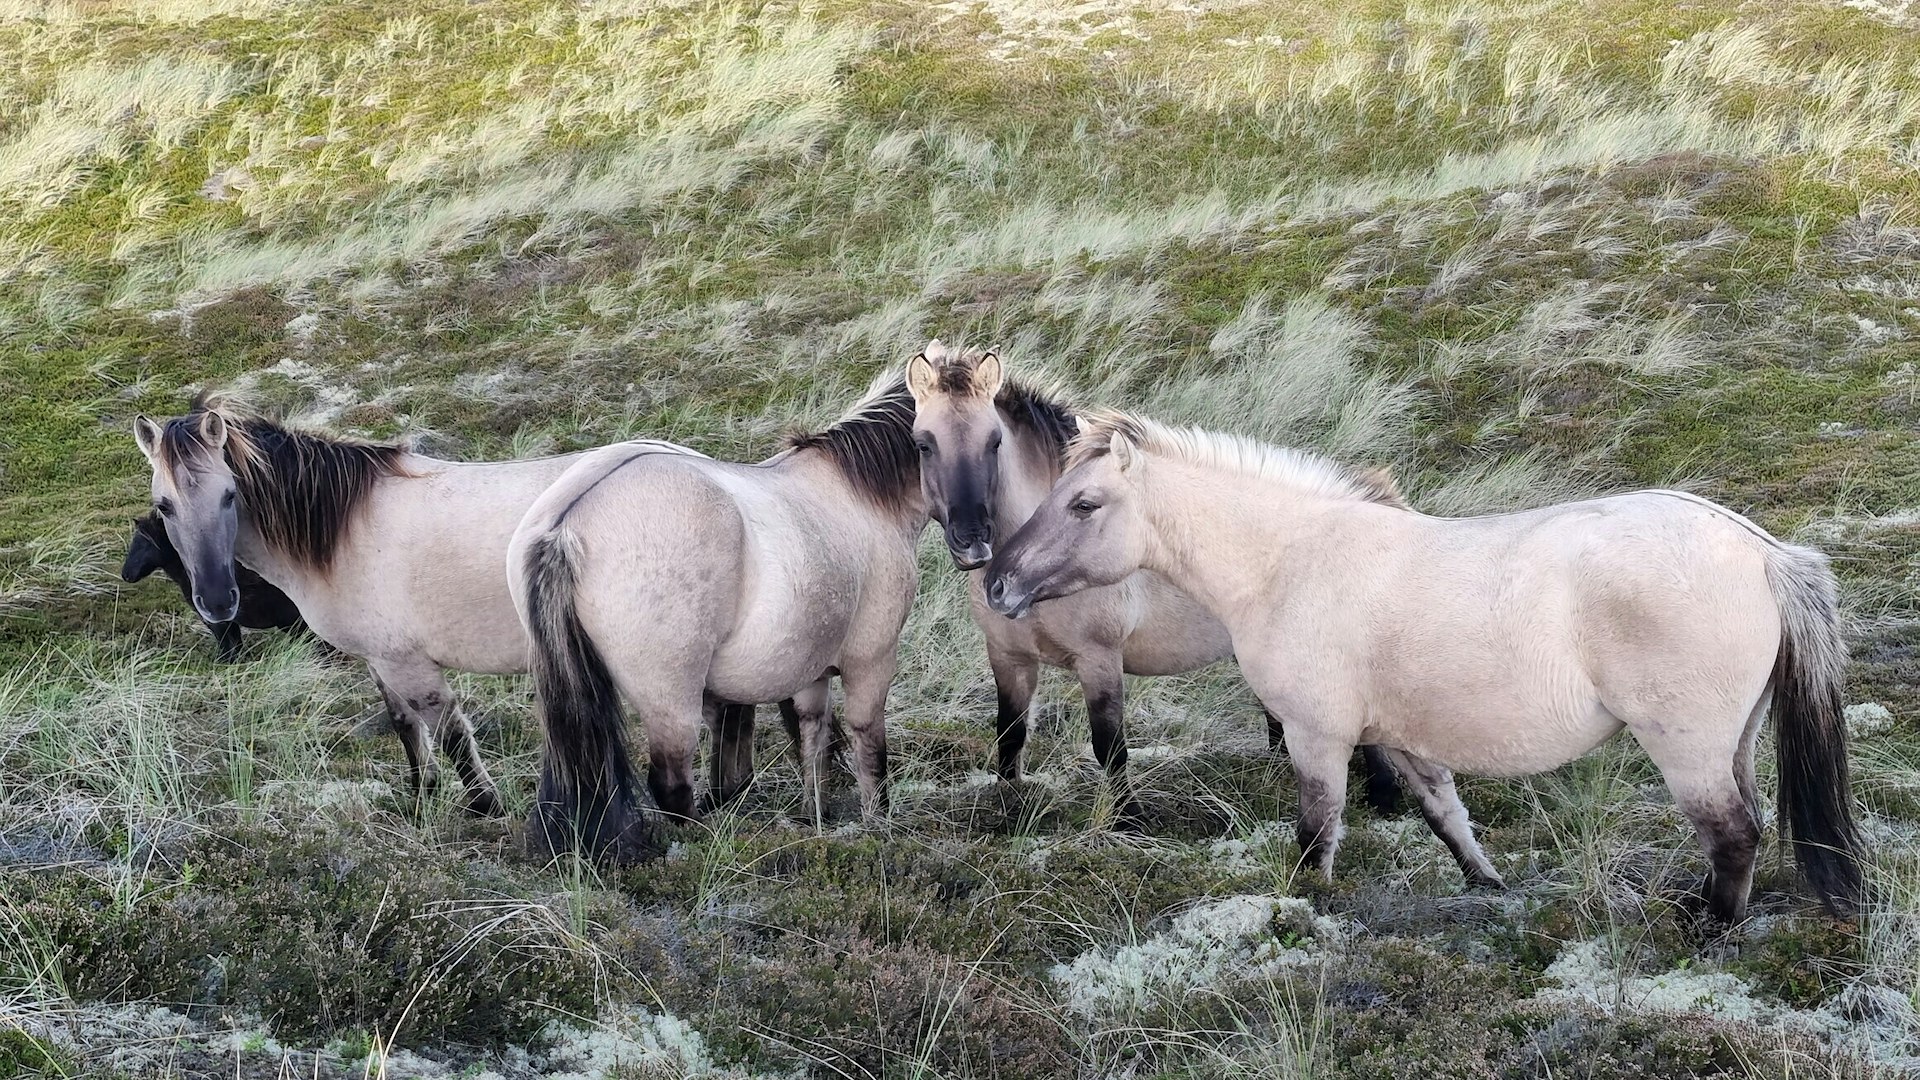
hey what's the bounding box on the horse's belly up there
[1386,694,1624,777]
[707,619,850,703]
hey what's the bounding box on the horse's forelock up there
[1063,409,1145,472]
[928,346,997,396]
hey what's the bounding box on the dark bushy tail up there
[1767,544,1864,916]
[523,528,648,862]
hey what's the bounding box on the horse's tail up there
[1765,542,1863,916]
[521,524,647,861]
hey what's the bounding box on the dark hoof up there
[523,804,572,861]
[696,785,749,817]
[1465,872,1507,892]
[610,815,663,866]
[461,786,505,819]
[1110,800,1149,834]
[651,781,697,823]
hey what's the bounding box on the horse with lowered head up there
[131,397,735,815]
[121,510,305,662]
[984,410,1862,924]
[903,342,1400,820]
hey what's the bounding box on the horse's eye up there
[155,499,175,517]
[916,442,934,458]
[1071,500,1099,518]
[221,490,236,508]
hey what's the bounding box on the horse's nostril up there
[987,577,1006,604]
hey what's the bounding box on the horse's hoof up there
[522,816,568,862]
[1109,800,1149,834]
[462,787,505,819]
[697,786,749,817]
[1465,872,1507,892]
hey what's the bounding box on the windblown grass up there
[3,0,1918,1075]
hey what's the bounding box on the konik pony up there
[131,399,722,815]
[985,411,1861,923]
[903,343,1400,818]
[510,372,931,860]
[122,510,305,661]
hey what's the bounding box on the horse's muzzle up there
[984,574,1034,619]
[950,541,993,571]
[194,587,241,624]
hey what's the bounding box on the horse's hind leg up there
[989,650,1040,782]
[1632,712,1762,925]
[645,706,700,823]
[782,679,833,827]
[703,699,756,812]
[1734,689,1770,827]
[1380,748,1503,889]
[1647,748,1760,925]
[1671,772,1761,925]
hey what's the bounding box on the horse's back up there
[514,448,879,704]
[304,451,587,672]
[1255,490,1784,775]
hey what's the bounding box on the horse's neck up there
[780,450,931,542]
[230,452,425,592]
[233,516,310,595]
[1135,459,1331,625]
[994,425,1062,535]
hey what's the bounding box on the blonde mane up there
[1066,410,1406,508]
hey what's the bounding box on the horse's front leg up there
[1279,724,1353,880]
[838,659,895,821]
[988,649,1040,782]
[373,659,503,818]
[210,619,244,663]
[1379,747,1502,889]
[368,664,440,813]
[1072,652,1140,826]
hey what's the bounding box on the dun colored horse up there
[121,511,304,661]
[510,373,931,860]
[904,343,1399,819]
[132,399,733,815]
[985,411,1861,923]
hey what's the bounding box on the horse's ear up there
[197,409,228,448]
[906,353,938,403]
[133,415,163,461]
[972,352,1003,397]
[1108,431,1137,473]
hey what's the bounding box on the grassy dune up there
[2,0,1918,1075]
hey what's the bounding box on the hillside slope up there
[2,0,1918,1076]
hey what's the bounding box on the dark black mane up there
[159,404,410,570]
[784,378,921,513]
[996,380,1078,466]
